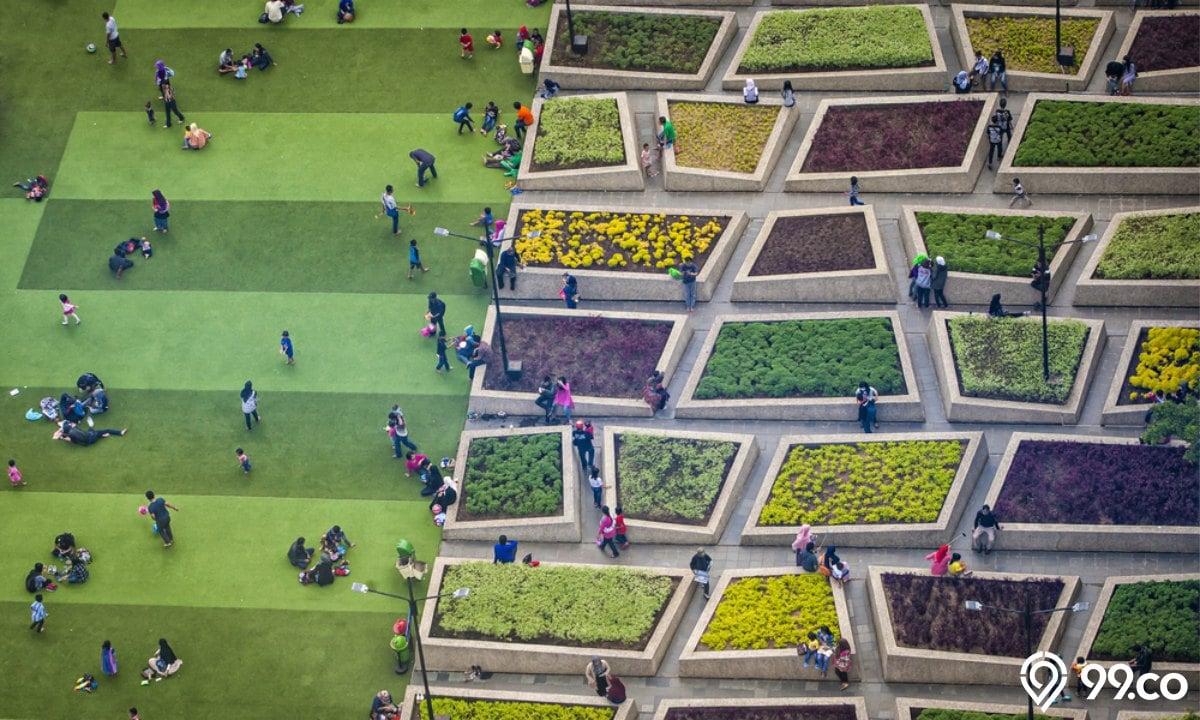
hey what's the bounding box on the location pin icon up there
[1020,651,1068,711]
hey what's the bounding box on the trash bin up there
[395,539,415,561]
[390,633,412,674]
[469,249,489,289]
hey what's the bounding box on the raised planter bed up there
[444,427,580,543]
[926,311,1106,424]
[786,95,996,194]
[1115,10,1200,93]
[984,432,1200,553]
[420,558,693,675]
[678,567,856,680]
[658,94,798,192]
[1101,320,1200,426]
[869,566,1080,685]
[722,5,945,91]
[469,306,691,418]
[517,93,643,192]
[398,686,638,720]
[539,4,737,91]
[1074,208,1200,307]
[895,698,1087,720]
[995,94,1200,196]
[653,698,868,720]
[503,203,747,303]
[898,206,1093,307]
[602,426,758,545]
[731,206,894,304]
[949,5,1114,92]
[741,432,986,549]
[675,311,923,422]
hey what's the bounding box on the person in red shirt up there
[513,102,534,140]
[459,28,474,59]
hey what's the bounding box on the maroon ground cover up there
[750,214,874,275]
[480,315,673,398]
[882,573,1065,657]
[1129,15,1200,72]
[665,707,859,720]
[800,101,984,173]
[993,440,1198,526]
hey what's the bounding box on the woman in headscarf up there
[791,524,813,553]
[584,656,611,697]
[154,60,173,88]
[148,638,181,678]
[151,190,170,233]
[743,78,759,104]
[821,544,840,576]
[925,544,950,576]
[240,381,260,431]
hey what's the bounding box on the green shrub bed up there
[700,573,838,651]
[669,101,779,174]
[460,433,562,520]
[553,11,721,74]
[1091,579,1200,663]
[758,440,964,527]
[1013,100,1200,167]
[434,563,675,649]
[696,318,906,400]
[615,433,739,525]
[420,698,614,720]
[965,16,1100,74]
[738,6,933,73]
[531,97,625,172]
[914,212,1077,276]
[947,316,1089,404]
[1093,212,1200,280]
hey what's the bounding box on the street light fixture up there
[983,228,1097,381]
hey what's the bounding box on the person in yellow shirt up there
[948,552,971,577]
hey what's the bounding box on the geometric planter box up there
[732,206,895,304]
[868,566,1081,685]
[898,205,1094,307]
[399,687,639,720]
[540,4,738,91]
[925,311,1107,424]
[601,426,759,545]
[658,94,799,192]
[653,698,869,720]
[895,698,1087,720]
[785,94,997,193]
[995,94,1200,196]
[517,92,644,192]
[1073,207,1200,307]
[443,426,581,543]
[1100,320,1200,426]
[419,558,695,676]
[1114,10,1200,93]
[949,5,1115,92]
[677,565,857,680]
[984,432,1200,553]
[740,431,988,549]
[501,204,748,304]
[674,311,924,422]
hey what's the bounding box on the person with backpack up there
[986,114,1004,170]
[996,97,1014,152]
[453,103,475,135]
[855,382,878,433]
[25,563,57,593]
[301,559,335,586]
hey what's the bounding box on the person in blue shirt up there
[494,534,518,563]
[408,239,429,279]
[561,273,579,309]
[280,330,294,365]
[336,0,354,24]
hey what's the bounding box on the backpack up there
[453,107,469,122]
[40,397,60,421]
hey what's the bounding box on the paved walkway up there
[444,1,1199,716]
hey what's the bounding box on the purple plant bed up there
[665,707,859,720]
[993,440,1199,526]
[801,101,984,173]
[750,214,873,276]
[882,573,1065,657]
[1130,15,1200,73]
[480,315,673,398]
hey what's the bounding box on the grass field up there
[0,0,550,716]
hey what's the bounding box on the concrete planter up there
[674,311,924,422]
[995,94,1200,196]
[539,5,737,91]
[898,205,1094,306]
[399,686,638,720]
[740,432,987,549]
[786,94,997,193]
[1073,207,1200,308]
[443,427,580,543]
[895,698,1088,720]
[1095,0,1197,6]
[658,94,799,192]
[469,305,692,417]
[984,432,1200,553]
[949,5,1115,92]
[677,566,857,680]
[517,92,644,192]
[722,6,946,91]
[732,206,895,304]
[501,203,748,303]
[1100,320,1200,426]
[602,426,758,545]
[926,311,1107,424]
[869,566,1081,685]
[653,697,868,720]
[420,558,694,676]
[1115,10,1200,91]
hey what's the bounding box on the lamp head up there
[433,227,450,236]
[1080,234,1098,244]
[351,582,369,594]
[453,588,470,598]
[1071,602,1090,612]
[964,600,983,611]
[525,230,542,239]
[985,230,1002,240]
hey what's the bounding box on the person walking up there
[102,12,127,65]
[855,381,878,433]
[435,335,451,373]
[930,256,949,308]
[832,639,853,691]
[553,376,574,423]
[408,239,430,279]
[58,294,81,326]
[410,149,437,188]
[453,103,475,134]
[159,80,185,129]
[597,506,620,558]
[388,406,418,452]
[280,330,295,365]
[240,381,260,431]
[30,594,47,633]
[102,640,119,676]
[572,419,595,471]
[613,505,629,550]
[145,490,179,548]
[1009,178,1032,208]
[585,657,611,697]
[586,466,608,509]
[151,190,170,232]
[426,292,447,336]
[677,259,698,312]
[986,114,1004,170]
[690,547,712,599]
[914,258,932,308]
[847,176,865,206]
[561,272,579,308]
[496,243,523,291]
[996,98,1014,153]
[9,459,25,487]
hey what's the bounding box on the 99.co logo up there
[1021,651,1190,711]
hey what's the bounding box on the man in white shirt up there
[101,12,126,65]
[265,0,285,24]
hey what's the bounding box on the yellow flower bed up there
[1128,326,1200,399]
[515,209,727,270]
[700,573,839,651]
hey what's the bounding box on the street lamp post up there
[964,598,1089,720]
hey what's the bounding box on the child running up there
[59,294,81,325]
[408,239,430,279]
[236,448,251,474]
[640,143,658,178]
[9,459,25,487]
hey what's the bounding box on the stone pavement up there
[441,1,1199,716]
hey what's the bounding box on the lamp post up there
[433,227,541,381]
[984,228,1096,381]
[964,598,1089,720]
[351,582,469,720]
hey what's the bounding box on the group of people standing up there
[908,253,950,309]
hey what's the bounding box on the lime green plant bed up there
[616,433,739,524]
[965,16,1099,74]
[1094,212,1200,280]
[531,98,625,171]
[553,11,721,74]
[1014,101,1200,167]
[738,6,933,74]
[948,316,1089,404]
[701,574,838,651]
[915,711,1058,720]
[669,101,779,174]
[1091,579,1200,663]
[420,698,614,720]
[915,212,1077,276]
[758,440,964,526]
[461,433,562,520]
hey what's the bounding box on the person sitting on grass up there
[54,421,127,446]
[26,563,58,593]
[182,123,212,150]
[251,43,274,70]
[143,639,182,680]
[370,690,400,720]
[288,537,314,569]
[337,0,354,24]
[218,48,238,74]
[13,175,48,201]
[300,559,335,586]
[319,525,355,562]
[52,532,76,560]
